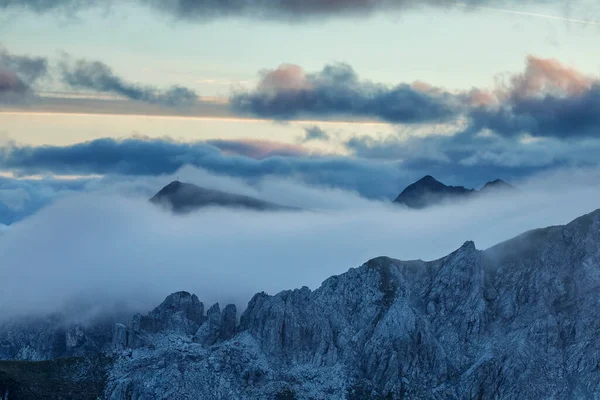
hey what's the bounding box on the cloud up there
[206,139,311,159]
[4,132,600,220]
[0,0,96,13]
[0,137,410,200]
[0,175,90,225]
[344,132,564,187]
[0,46,200,108]
[468,85,600,139]
[231,56,600,140]
[0,47,48,101]
[0,69,28,94]
[508,56,593,98]
[0,46,48,85]
[302,126,330,142]
[344,124,600,181]
[231,63,462,123]
[0,0,587,22]
[60,58,198,107]
[1,166,600,321]
[466,56,600,139]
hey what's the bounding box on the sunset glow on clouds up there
[0,0,599,224]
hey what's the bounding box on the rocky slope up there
[394,175,517,209]
[150,180,296,213]
[2,208,600,399]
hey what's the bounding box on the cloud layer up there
[1,166,600,321]
[0,138,410,203]
[0,47,48,100]
[2,130,598,225]
[232,63,461,123]
[466,56,600,139]
[0,0,579,21]
[0,45,199,107]
[60,58,198,107]
[236,56,600,140]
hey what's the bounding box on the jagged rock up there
[0,314,117,361]
[112,323,127,351]
[220,304,237,341]
[394,175,517,208]
[4,209,600,399]
[66,324,86,349]
[193,303,221,347]
[139,291,204,336]
[150,181,298,213]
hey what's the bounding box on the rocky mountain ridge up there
[394,175,517,209]
[150,180,297,213]
[2,208,600,399]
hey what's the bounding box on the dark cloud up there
[0,47,48,100]
[345,132,560,186]
[0,69,28,94]
[0,138,409,199]
[3,133,595,212]
[343,124,600,192]
[231,63,462,123]
[468,85,600,139]
[143,0,399,21]
[206,139,310,159]
[302,126,330,142]
[233,56,600,140]
[60,59,198,107]
[464,56,600,139]
[0,47,48,84]
[0,0,576,22]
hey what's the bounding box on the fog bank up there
[1,167,599,321]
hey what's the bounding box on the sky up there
[2,0,600,316]
[0,0,599,220]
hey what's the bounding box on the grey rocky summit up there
[394,175,517,209]
[149,180,297,213]
[2,208,600,398]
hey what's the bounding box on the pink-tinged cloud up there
[257,64,311,93]
[509,56,593,98]
[0,69,28,94]
[206,139,312,159]
[232,63,461,123]
[466,89,499,107]
[468,57,600,139]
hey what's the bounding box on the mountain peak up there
[150,180,296,213]
[394,175,472,208]
[414,175,442,186]
[482,179,517,192]
[156,180,184,195]
[394,176,517,209]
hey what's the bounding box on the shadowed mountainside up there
[2,207,600,398]
[149,180,297,213]
[394,175,517,209]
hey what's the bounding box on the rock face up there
[150,180,297,213]
[0,314,120,361]
[3,208,600,399]
[394,175,516,208]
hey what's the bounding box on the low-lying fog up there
[1,166,599,321]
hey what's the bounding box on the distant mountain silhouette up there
[150,181,296,213]
[481,179,517,193]
[394,175,517,209]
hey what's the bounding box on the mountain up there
[3,208,600,398]
[481,178,518,193]
[149,180,296,213]
[394,175,517,208]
